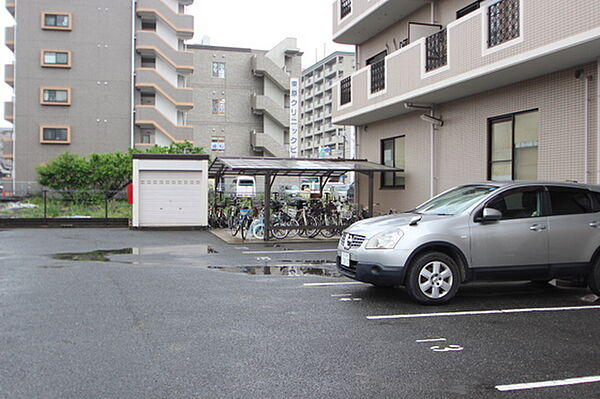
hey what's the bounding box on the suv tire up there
[589,257,600,296]
[406,252,460,305]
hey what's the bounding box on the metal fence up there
[0,187,130,221]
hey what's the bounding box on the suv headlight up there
[365,230,404,249]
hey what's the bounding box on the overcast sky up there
[0,0,353,126]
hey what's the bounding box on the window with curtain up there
[489,110,538,181]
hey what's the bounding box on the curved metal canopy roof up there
[209,156,402,177]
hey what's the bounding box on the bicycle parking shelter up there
[209,156,402,240]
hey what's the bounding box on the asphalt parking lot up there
[1,228,599,398]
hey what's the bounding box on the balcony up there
[250,130,287,157]
[5,26,14,52]
[252,54,290,91]
[2,137,13,158]
[136,68,193,108]
[333,0,600,126]
[135,105,193,142]
[136,30,193,73]
[137,0,194,39]
[251,94,289,128]
[4,63,14,88]
[4,101,13,123]
[5,0,14,17]
[332,0,429,45]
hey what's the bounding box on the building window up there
[489,109,538,181]
[141,19,156,31]
[40,88,71,105]
[381,136,405,188]
[140,92,155,105]
[141,57,156,68]
[42,12,72,30]
[41,50,71,68]
[211,137,225,152]
[457,1,482,19]
[40,126,70,144]
[212,62,225,78]
[212,99,225,114]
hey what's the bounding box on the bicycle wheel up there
[253,222,265,240]
[272,221,287,240]
[305,215,319,238]
[320,216,337,238]
[240,217,251,240]
[230,216,240,237]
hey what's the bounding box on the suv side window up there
[548,187,593,216]
[486,188,543,220]
[592,191,600,212]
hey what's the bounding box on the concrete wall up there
[357,63,599,214]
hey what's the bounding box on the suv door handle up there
[590,221,600,228]
[530,224,547,232]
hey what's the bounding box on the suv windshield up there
[412,185,498,215]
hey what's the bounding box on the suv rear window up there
[548,187,593,216]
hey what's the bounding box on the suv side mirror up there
[481,207,502,223]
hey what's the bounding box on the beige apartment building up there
[3,0,195,187]
[332,0,600,214]
[300,51,355,158]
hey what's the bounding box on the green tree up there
[89,152,132,193]
[36,152,92,197]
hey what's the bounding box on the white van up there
[233,176,256,198]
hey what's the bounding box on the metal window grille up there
[340,77,351,106]
[370,59,385,93]
[341,0,351,18]
[425,29,447,72]
[488,0,520,48]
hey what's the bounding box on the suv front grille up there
[341,233,366,250]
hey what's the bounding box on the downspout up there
[130,0,136,148]
[597,60,600,184]
[429,1,436,24]
[430,109,436,197]
[584,75,590,184]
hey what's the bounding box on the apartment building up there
[0,127,13,179]
[4,0,195,184]
[300,51,355,158]
[332,0,600,213]
[187,39,302,158]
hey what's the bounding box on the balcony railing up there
[340,76,351,106]
[489,0,520,48]
[425,29,447,72]
[333,0,600,126]
[370,59,385,93]
[340,0,351,19]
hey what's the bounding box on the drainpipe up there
[578,71,593,184]
[597,60,600,184]
[430,110,436,197]
[130,0,136,148]
[429,1,436,24]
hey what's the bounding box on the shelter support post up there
[264,173,272,241]
[368,172,374,217]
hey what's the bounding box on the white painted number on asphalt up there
[430,345,464,352]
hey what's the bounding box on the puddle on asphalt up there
[209,265,342,277]
[51,248,133,262]
[50,245,218,263]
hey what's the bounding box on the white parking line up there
[416,338,447,343]
[366,305,600,320]
[304,282,366,287]
[496,375,600,392]
[243,249,337,255]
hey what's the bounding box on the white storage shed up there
[132,154,209,228]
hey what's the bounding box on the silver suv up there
[337,182,600,305]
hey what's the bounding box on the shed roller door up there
[139,170,204,227]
